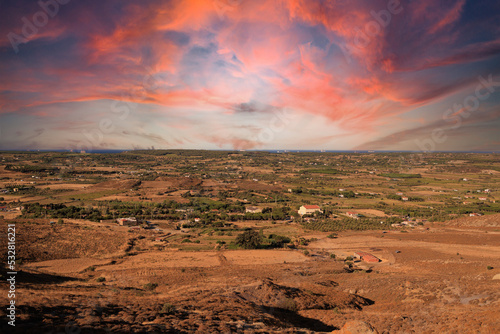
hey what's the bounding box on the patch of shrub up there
[143,282,158,291]
[268,234,291,248]
[160,303,176,314]
[235,230,262,249]
[277,298,297,312]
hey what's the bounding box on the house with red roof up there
[354,251,380,263]
[346,211,361,219]
[298,205,322,215]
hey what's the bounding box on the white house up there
[346,211,361,219]
[298,205,322,215]
[246,206,262,213]
[117,217,138,226]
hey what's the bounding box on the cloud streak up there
[1,0,499,150]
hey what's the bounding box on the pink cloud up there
[1,0,498,150]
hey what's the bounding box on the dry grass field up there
[1,151,500,333]
[1,215,499,333]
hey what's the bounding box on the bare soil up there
[1,218,499,333]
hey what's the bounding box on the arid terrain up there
[0,151,499,333]
[1,216,499,333]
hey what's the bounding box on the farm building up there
[117,217,138,226]
[246,206,262,213]
[346,212,361,219]
[298,205,322,215]
[354,251,380,263]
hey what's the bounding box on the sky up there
[1,0,500,152]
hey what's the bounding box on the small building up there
[117,217,138,226]
[246,206,262,214]
[346,212,361,219]
[298,205,322,215]
[354,251,380,263]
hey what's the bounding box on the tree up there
[235,230,262,249]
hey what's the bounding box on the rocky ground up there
[1,219,499,333]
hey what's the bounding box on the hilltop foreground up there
[1,217,499,333]
[0,151,499,333]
